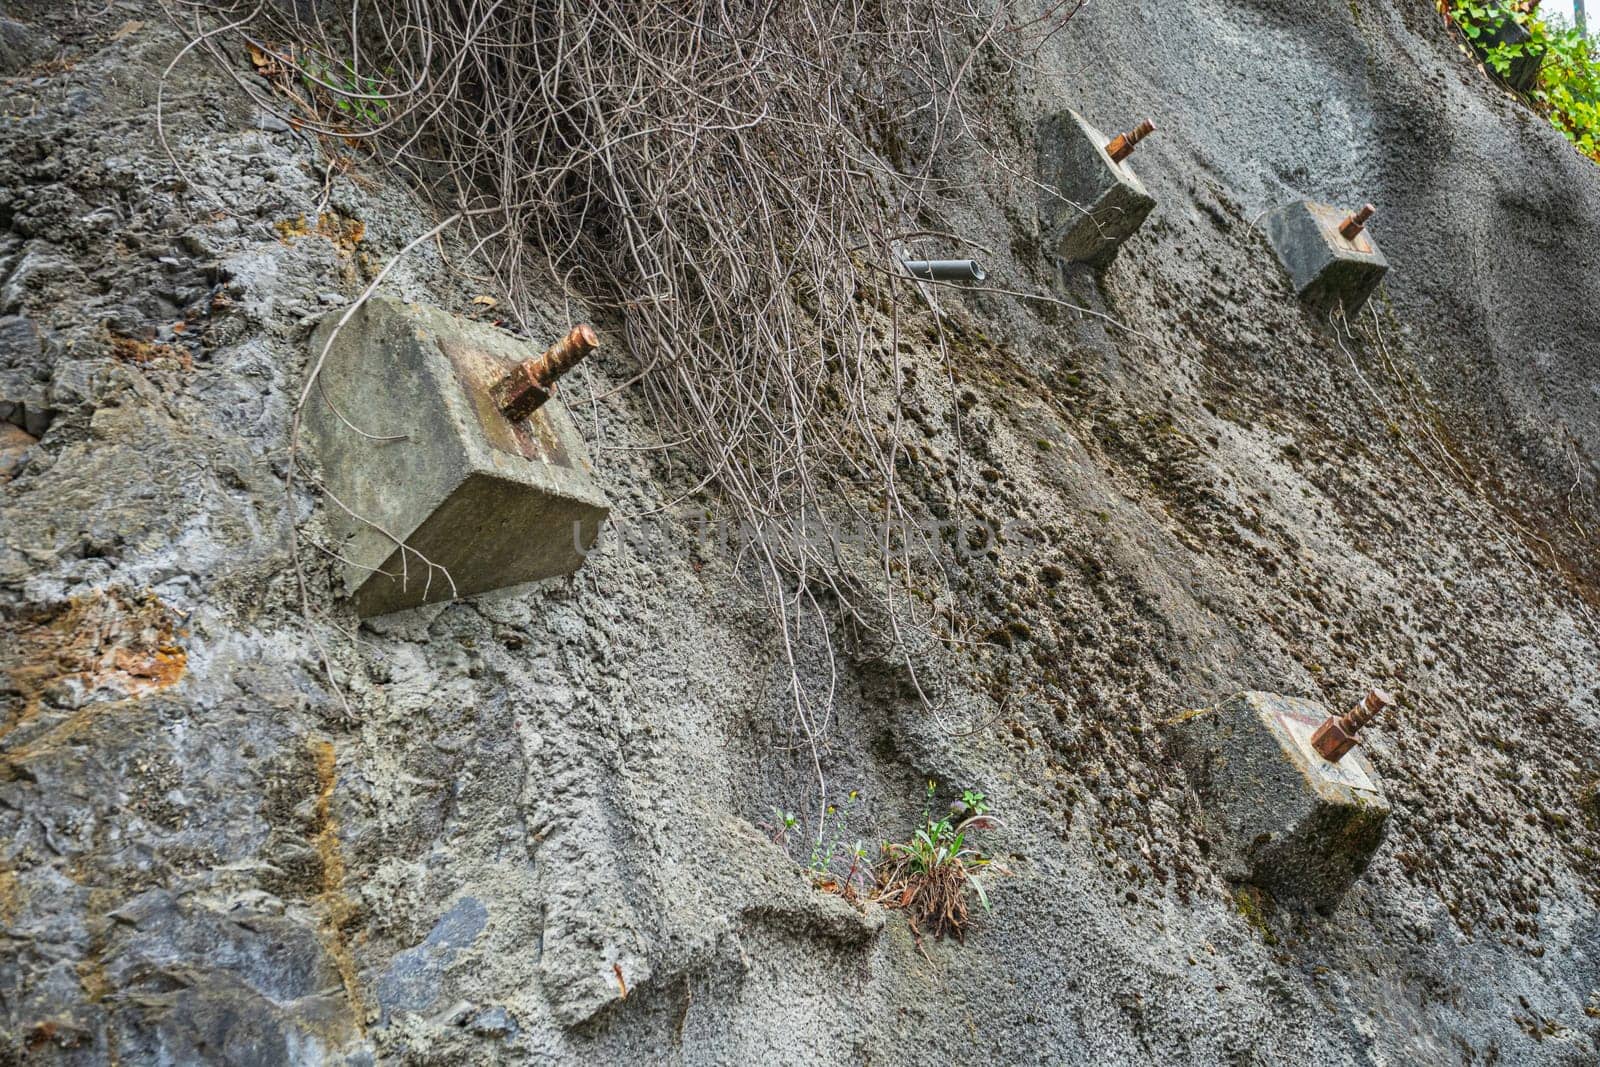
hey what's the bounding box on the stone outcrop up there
[2,2,1599,1063]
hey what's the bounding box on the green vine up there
[1446,1,1600,163]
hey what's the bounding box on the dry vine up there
[167,0,1082,820]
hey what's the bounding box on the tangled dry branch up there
[168,0,1080,813]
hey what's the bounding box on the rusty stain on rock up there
[309,737,368,1033]
[2,590,187,745]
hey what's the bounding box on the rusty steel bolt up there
[1105,119,1156,164]
[1338,203,1376,242]
[1312,687,1395,763]
[492,323,599,422]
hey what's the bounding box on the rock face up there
[1,2,1599,1065]
[1166,692,1391,910]
[0,422,35,482]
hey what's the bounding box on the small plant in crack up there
[809,792,876,901]
[875,781,1006,943]
[765,792,876,902]
[765,808,801,848]
[295,48,393,126]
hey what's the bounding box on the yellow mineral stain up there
[0,863,18,925]
[2,591,187,746]
[274,212,364,258]
[308,738,367,1033]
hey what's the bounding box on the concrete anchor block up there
[304,297,610,617]
[1263,200,1389,316]
[1165,691,1390,910]
[1037,109,1157,267]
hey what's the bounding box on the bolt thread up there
[1342,687,1394,733]
[1106,119,1155,163]
[494,323,600,421]
[1339,203,1376,241]
[527,323,599,387]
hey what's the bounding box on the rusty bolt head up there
[1311,715,1359,762]
[1312,687,1395,763]
[492,363,552,423]
[1106,119,1156,164]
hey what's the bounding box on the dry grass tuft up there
[880,858,979,942]
[874,786,1004,942]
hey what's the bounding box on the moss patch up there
[1232,885,1278,946]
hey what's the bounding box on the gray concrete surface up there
[2,1,1599,1064]
[304,298,609,616]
